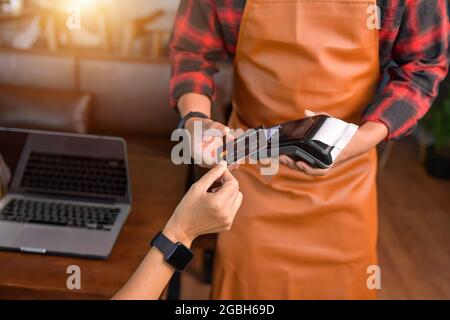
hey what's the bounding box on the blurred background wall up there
[1,0,182,57]
[96,0,180,51]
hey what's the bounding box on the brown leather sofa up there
[0,48,233,181]
[0,49,233,298]
[0,50,233,134]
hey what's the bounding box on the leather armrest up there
[0,85,92,134]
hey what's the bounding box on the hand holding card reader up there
[218,115,359,169]
[272,115,359,168]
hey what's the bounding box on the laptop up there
[0,128,132,259]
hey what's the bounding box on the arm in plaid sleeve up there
[362,0,449,140]
[169,0,228,108]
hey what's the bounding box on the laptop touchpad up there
[13,227,67,251]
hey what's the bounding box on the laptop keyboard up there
[0,199,120,231]
[20,152,128,197]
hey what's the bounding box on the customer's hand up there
[185,117,235,168]
[163,162,243,246]
[113,162,242,300]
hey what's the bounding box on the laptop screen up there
[0,131,27,189]
[0,128,130,203]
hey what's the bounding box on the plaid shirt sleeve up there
[169,0,228,107]
[362,0,449,140]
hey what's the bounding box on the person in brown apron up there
[171,0,449,299]
[209,0,382,300]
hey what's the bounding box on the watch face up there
[167,243,194,272]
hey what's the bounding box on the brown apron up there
[212,0,380,299]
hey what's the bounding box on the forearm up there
[112,220,193,300]
[336,121,388,165]
[177,93,212,117]
[112,162,241,300]
[112,248,175,300]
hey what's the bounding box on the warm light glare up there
[65,0,98,11]
[70,0,96,8]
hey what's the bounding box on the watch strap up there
[151,231,174,258]
[151,231,194,272]
[177,111,210,129]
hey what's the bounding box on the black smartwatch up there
[151,231,194,272]
[177,111,210,129]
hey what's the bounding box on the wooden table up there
[0,143,190,299]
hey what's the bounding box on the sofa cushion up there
[0,85,92,134]
[0,50,234,137]
[0,51,76,91]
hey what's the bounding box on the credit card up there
[217,126,280,165]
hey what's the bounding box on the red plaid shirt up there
[169,0,449,140]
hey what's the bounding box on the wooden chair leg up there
[150,30,161,58]
[98,13,109,52]
[43,15,58,52]
[122,24,134,57]
[417,129,429,163]
[379,141,396,169]
[202,249,215,284]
